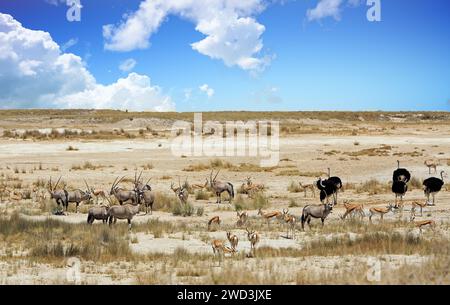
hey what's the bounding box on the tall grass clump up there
[287,181,302,193]
[234,193,270,211]
[172,202,195,217]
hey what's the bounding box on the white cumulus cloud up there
[103,0,272,72]
[61,38,78,51]
[199,84,214,98]
[119,58,137,72]
[0,13,174,111]
[307,0,343,22]
[56,73,175,111]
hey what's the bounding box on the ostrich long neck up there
[441,171,445,181]
[319,178,325,188]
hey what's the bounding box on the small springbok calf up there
[368,204,394,223]
[207,216,221,231]
[299,182,315,198]
[301,203,333,230]
[91,189,107,205]
[211,240,236,261]
[226,231,239,250]
[424,160,438,174]
[411,201,428,217]
[410,216,436,233]
[246,228,260,255]
[282,209,297,239]
[236,211,248,227]
[341,200,365,220]
[258,208,282,227]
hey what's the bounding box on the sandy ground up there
[1,114,450,284]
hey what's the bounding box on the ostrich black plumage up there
[391,180,408,208]
[316,177,338,205]
[393,160,411,183]
[423,171,447,206]
[391,160,411,208]
[326,168,342,204]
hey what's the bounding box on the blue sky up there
[0,0,449,111]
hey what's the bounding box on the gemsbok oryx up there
[65,180,93,213]
[301,203,333,230]
[170,180,189,204]
[87,205,109,224]
[47,177,68,211]
[209,170,234,204]
[137,188,155,215]
[110,176,139,205]
[107,202,141,230]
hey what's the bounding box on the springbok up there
[258,208,282,227]
[226,231,239,250]
[341,200,365,220]
[110,176,139,205]
[211,240,236,261]
[208,216,221,231]
[209,170,234,204]
[242,177,265,197]
[91,189,107,205]
[411,201,427,217]
[410,216,436,233]
[424,160,438,174]
[301,203,333,230]
[236,211,248,227]
[47,177,67,211]
[246,228,260,254]
[65,180,92,213]
[368,203,394,223]
[282,209,297,239]
[299,182,315,198]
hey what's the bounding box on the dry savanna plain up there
[1,110,450,284]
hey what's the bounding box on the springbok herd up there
[35,158,447,260]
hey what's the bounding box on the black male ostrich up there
[393,160,411,183]
[391,180,408,208]
[327,167,343,203]
[316,177,338,205]
[423,171,447,206]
